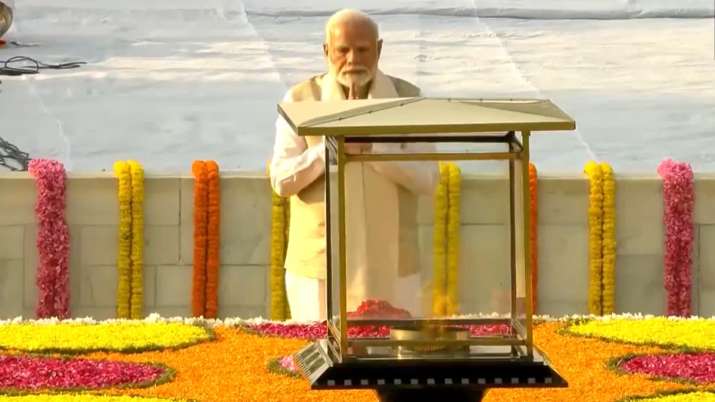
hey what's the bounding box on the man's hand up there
[345,83,369,153]
[348,82,360,100]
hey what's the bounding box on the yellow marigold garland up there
[113,161,132,319]
[431,162,449,316]
[585,161,604,315]
[129,160,145,319]
[584,161,616,315]
[445,163,461,316]
[601,162,616,314]
[269,167,291,320]
[114,160,145,319]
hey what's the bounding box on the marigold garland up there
[445,162,461,316]
[28,159,71,319]
[528,162,539,313]
[191,161,220,318]
[269,188,291,320]
[601,162,616,315]
[584,161,604,315]
[431,162,461,316]
[431,162,450,316]
[584,161,616,315]
[657,159,695,317]
[113,161,133,319]
[205,161,221,319]
[129,161,145,320]
[114,160,145,319]
[191,161,208,317]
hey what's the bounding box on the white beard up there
[335,70,374,91]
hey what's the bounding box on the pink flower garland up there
[657,159,695,317]
[0,354,166,390]
[28,159,70,319]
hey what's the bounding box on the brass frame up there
[324,131,535,362]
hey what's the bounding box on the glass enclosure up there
[324,131,534,362]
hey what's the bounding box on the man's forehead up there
[329,21,378,41]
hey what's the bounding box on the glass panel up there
[336,137,519,359]
[326,141,343,353]
[512,152,528,344]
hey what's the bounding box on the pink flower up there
[28,159,71,319]
[279,355,298,373]
[657,159,694,317]
[0,354,165,390]
[620,353,715,383]
[248,322,513,339]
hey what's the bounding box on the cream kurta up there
[270,70,438,313]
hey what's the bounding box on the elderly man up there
[270,9,437,321]
[0,0,13,41]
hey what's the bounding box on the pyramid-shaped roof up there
[278,97,575,137]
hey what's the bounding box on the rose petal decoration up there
[619,353,715,384]
[0,354,167,390]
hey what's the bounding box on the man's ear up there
[377,39,383,59]
[323,43,329,58]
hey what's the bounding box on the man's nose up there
[347,49,360,64]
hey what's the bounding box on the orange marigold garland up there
[205,161,221,318]
[191,161,208,317]
[528,162,539,313]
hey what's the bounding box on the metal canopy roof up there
[278,97,576,137]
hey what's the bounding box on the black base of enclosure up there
[377,387,485,402]
[294,340,566,402]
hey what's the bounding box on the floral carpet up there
[0,315,713,402]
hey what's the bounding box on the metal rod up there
[344,134,514,144]
[521,130,534,358]
[344,317,513,326]
[347,152,517,162]
[337,137,348,360]
[324,139,334,338]
[509,142,517,331]
[348,337,526,348]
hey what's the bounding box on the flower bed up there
[567,317,715,350]
[0,354,171,391]
[0,315,712,402]
[616,353,715,384]
[0,322,211,353]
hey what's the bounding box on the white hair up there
[324,8,379,45]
